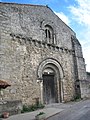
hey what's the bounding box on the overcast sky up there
[0,0,90,72]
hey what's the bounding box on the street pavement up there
[2,99,90,120]
[2,107,63,120]
[47,99,90,120]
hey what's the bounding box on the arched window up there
[48,30,51,39]
[45,25,54,44]
[45,29,51,39]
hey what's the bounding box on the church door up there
[43,74,56,104]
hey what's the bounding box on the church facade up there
[0,2,88,105]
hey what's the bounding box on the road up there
[46,100,90,120]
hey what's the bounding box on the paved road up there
[46,100,90,120]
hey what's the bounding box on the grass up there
[21,103,45,113]
[36,112,45,116]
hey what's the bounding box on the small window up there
[45,29,48,38]
[45,25,54,44]
[45,29,51,39]
[48,30,51,39]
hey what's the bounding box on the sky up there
[0,0,90,72]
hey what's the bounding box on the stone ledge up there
[10,33,74,54]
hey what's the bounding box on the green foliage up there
[71,95,82,102]
[36,112,45,116]
[21,103,45,113]
[36,103,45,109]
[0,113,3,118]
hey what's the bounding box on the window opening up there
[45,25,54,44]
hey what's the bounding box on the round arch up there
[40,20,57,45]
[37,58,64,104]
[37,58,64,79]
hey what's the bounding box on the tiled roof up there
[0,80,11,89]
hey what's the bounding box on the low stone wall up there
[0,100,22,115]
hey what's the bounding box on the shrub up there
[21,103,45,113]
[36,112,45,116]
[71,95,81,102]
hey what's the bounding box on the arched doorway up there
[37,58,64,104]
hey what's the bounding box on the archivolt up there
[37,58,64,79]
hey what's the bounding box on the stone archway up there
[37,58,64,104]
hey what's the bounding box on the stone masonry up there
[0,2,88,105]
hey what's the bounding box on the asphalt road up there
[46,100,90,120]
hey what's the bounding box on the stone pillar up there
[37,79,43,104]
[61,79,64,102]
[40,81,43,104]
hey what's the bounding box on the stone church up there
[0,2,88,105]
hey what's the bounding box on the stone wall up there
[71,35,87,98]
[0,100,22,115]
[0,2,87,104]
[1,33,75,104]
[84,72,90,98]
[87,72,90,82]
